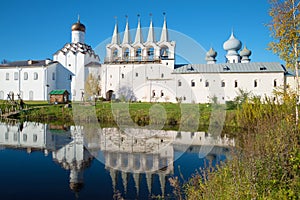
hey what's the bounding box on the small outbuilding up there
[49,90,69,104]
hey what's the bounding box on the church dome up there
[72,20,86,32]
[206,47,217,58]
[223,32,242,51]
[240,46,252,57]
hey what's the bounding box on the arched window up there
[14,72,18,80]
[33,134,38,142]
[121,73,124,79]
[23,134,27,142]
[152,90,155,98]
[147,47,154,61]
[123,48,130,61]
[135,48,142,61]
[24,72,28,80]
[274,79,277,87]
[234,80,238,88]
[178,80,182,87]
[161,90,164,97]
[33,72,38,80]
[160,47,169,59]
[191,80,195,87]
[254,79,258,88]
[221,80,225,87]
[112,49,118,61]
[205,80,209,87]
[29,91,34,100]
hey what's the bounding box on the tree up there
[117,86,136,102]
[84,73,100,100]
[267,0,300,123]
[1,59,9,64]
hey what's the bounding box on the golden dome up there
[71,20,86,32]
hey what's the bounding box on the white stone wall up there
[175,72,284,103]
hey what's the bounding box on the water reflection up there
[0,121,234,199]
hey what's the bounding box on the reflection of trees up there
[117,86,137,102]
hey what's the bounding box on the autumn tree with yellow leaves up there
[268,0,300,123]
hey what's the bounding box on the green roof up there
[49,90,69,95]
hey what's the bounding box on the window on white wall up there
[178,80,182,87]
[161,90,164,97]
[29,91,34,100]
[33,72,38,80]
[254,80,258,88]
[205,80,209,87]
[274,79,277,87]
[221,80,225,87]
[23,134,27,142]
[234,80,238,88]
[191,80,195,87]
[24,72,28,80]
[14,72,18,80]
[33,134,38,142]
[121,73,124,79]
[5,73,9,80]
[52,72,55,80]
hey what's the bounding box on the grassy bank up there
[175,94,300,199]
[4,101,238,130]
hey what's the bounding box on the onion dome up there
[223,32,242,52]
[206,47,217,58]
[205,47,217,64]
[240,46,252,57]
[72,19,86,32]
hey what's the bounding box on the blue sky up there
[0,0,283,64]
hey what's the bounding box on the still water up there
[0,121,234,200]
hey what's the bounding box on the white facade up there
[53,19,100,101]
[0,60,72,101]
[101,17,290,104]
[0,17,293,103]
[0,19,100,101]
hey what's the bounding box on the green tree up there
[268,0,300,123]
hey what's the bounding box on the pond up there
[0,121,234,200]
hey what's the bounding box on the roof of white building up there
[173,62,286,74]
[0,60,56,68]
[53,42,99,58]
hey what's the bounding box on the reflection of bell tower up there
[52,126,94,197]
[101,127,174,198]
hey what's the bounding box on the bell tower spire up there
[111,16,120,44]
[134,14,143,44]
[122,15,131,44]
[160,12,169,42]
[146,13,155,43]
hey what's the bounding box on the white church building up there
[0,16,295,103]
[0,18,100,102]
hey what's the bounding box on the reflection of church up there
[0,122,234,198]
[88,127,234,197]
[0,121,93,195]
